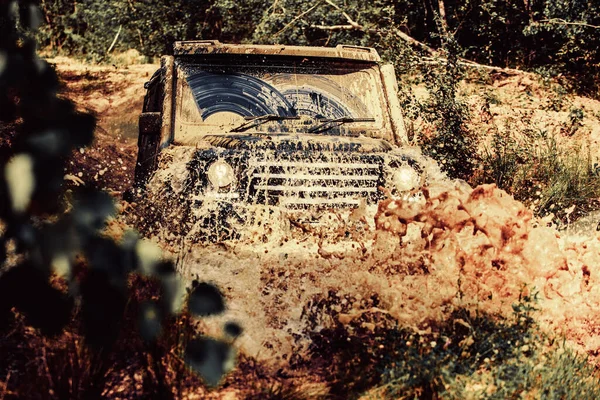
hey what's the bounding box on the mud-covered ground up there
[46,56,600,398]
[49,56,154,197]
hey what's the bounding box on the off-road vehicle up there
[133,40,424,240]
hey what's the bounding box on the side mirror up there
[139,112,161,136]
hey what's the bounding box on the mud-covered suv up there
[133,40,424,239]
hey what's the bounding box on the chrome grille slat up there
[249,157,382,208]
[250,161,379,169]
[280,198,362,206]
[252,173,379,181]
[254,185,377,193]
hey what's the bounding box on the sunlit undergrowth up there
[399,63,600,224]
[474,125,600,223]
[297,291,600,399]
[375,295,600,399]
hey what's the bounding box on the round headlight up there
[207,160,235,188]
[391,165,420,192]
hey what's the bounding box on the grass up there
[374,298,600,399]
[0,272,321,399]
[474,126,600,223]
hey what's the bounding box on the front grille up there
[247,156,384,208]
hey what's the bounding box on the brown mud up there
[44,57,600,398]
[49,56,155,197]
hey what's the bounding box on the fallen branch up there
[420,58,537,77]
[391,27,440,56]
[324,0,362,29]
[311,0,535,77]
[311,24,357,31]
[311,21,532,76]
[534,18,600,30]
[311,24,438,56]
[321,0,439,55]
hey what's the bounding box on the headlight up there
[207,160,235,188]
[391,165,420,192]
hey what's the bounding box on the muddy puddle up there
[122,144,600,371]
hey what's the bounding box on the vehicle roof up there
[173,40,381,62]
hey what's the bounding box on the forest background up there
[39,0,600,98]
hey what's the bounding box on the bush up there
[416,40,480,181]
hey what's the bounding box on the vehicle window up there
[173,59,389,141]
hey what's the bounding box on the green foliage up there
[122,0,220,58]
[39,0,126,59]
[37,0,87,53]
[438,338,600,399]
[524,0,600,97]
[252,0,395,47]
[210,0,271,44]
[417,41,479,181]
[563,106,585,136]
[479,124,523,192]
[301,290,600,399]
[378,293,537,398]
[544,83,569,112]
[452,0,532,67]
[39,0,221,58]
[35,0,600,97]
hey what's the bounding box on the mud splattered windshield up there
[173,58,391,142]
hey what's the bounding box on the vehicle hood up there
[192,133,393,153]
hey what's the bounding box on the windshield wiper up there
[308,117,376,134]
[229,114,300,133]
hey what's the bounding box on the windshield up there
[173,58,391,143]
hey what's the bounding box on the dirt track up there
[49,56,156,196]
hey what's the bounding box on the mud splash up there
[125,144,600,370]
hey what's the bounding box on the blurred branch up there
[534,18,600,29]
[269,0,286,16]
[0,371,11,400]
[137,28,144,48]
[40,0,52,25]
[126,0,137,12]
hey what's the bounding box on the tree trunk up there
[437,0,449,35]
